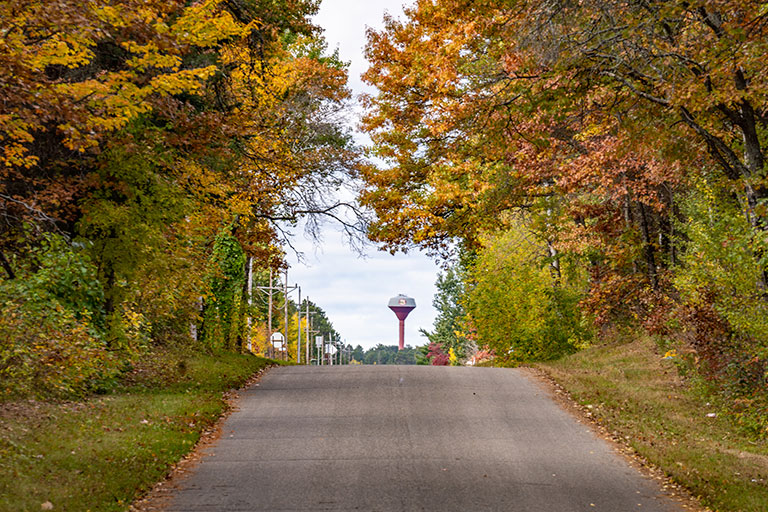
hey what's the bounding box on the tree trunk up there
[0,250,15,280]
[235,257,252,353]
[658,204,673,267]
[624,194,639,275]
[547,240,562,285]
[199,298,209,346]
[638,202,658,289]
[104,265,116,315]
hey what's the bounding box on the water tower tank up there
[388,294,416,350]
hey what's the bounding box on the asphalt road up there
[165,365,683,512]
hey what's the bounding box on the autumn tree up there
[361,0,768,387]
[465,223,592,365]
[0,0,358,397]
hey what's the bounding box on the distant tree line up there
[349,344,421,365]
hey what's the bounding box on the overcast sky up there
[284,0,437,350]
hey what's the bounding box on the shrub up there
[670,179,768,395]
[0,234,120,399]
[426,342,450,365]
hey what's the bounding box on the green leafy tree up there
[466,225,592,365]
[351,344,365,362]
[420,263,471,361]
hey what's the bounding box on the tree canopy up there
[0,0,356,398]
[361,0,768,398]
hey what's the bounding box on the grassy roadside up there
[536,334,768,512]
[0,349,281,512]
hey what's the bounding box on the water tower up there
[388,294,416,350]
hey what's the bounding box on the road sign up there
[315,335,323,348]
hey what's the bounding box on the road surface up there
[165,365,683,511]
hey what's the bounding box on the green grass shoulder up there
[536,334,768,512]
[0,349,281,512]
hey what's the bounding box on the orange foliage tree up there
[361,0,768,387]
[361,0,767,311]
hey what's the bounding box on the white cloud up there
[313,0,415,96]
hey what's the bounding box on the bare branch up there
[0,193,63,229]
[600,71,670,106]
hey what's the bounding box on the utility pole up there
[282,270,299,362]
[296,286,301,364]
[268,268,273,356]
[281,269,301,360]
[305,299,317,365]
[334,337,339,366]
[305,298,310,364]
[246,256,253,352]
[254,267,299,362]
[283,271,288,361]
[256,268,277,358]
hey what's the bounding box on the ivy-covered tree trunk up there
[203,227,246,349]
[638,202,658,290]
